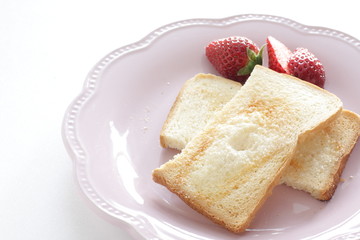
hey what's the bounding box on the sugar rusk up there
[160,73,242,150]
[153,66,343,232]
[159,72,360,201]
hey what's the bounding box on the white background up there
[1,0,359,239]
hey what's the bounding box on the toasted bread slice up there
[159,73,360,201]
[153,66,342,232]
[160,73,242,150]
[281,110,360,200]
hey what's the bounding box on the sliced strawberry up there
[287,48,326,88]
[266,36,292,74]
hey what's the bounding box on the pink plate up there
[62,14,360,240]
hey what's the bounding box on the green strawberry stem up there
[237,45,265,76]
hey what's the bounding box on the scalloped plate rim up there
[62,14,360,240]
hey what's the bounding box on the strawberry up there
[266,36,292,74]
[205,36,263,84]
[287,48,326,88]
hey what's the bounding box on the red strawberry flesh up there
[266,36,292,74]
[287,48,326,88]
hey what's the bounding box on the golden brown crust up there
[317,110,360,201]
[153,66,344,232]
[154,145,297,232]
[318,154,350,201]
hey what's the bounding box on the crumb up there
[143,126,148,132]
[349,175,354,179]
[340,178,346,182]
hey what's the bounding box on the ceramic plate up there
[62,14,360,240]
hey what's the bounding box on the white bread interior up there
[160,73,242,150]
[160,72,360,201]
[153,66,343,232]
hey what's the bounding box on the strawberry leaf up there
[238,60,257,76]
[256,45,265,64]
[247,48,257,62]
[237,45,264,76]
